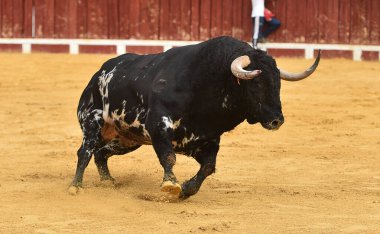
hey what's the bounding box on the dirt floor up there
[0,52,379,233]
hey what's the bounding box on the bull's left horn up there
[231,55,262,80]
[279,50,321,81]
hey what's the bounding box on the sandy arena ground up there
[0,52,379,233]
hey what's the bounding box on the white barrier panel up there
[0,38,379,61]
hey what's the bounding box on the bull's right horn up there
[279,50,321,81]
[231,55,262,80]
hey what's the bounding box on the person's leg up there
[252,17,265,48]
[262,17,281,38]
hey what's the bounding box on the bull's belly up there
[102,105,152,146]
[101,122,152,147]
[101,121,204,155]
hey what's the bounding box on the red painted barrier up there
[0,0,378,45]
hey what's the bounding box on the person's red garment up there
[264,8,275,21]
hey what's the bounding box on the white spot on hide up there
[177,133,199,148]
[162,116,173,131]
[98,67,116,123]
[222,95,230,109]
[172,119,182,130]
[110,105,151,139]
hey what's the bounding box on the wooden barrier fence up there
[0,0,379,60]
[0,0,379,45]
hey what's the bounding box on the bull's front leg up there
[146,114,181,196]
[180,138,220,199]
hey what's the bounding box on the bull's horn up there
[231,55,262,80]
[279,50,321,81]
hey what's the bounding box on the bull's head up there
[230,50,320,130]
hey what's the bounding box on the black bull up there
[69,36,320,199]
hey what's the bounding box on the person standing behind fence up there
[251,0,281,49]
[251,0,265,49]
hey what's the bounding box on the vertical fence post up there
[305,47,314,59]
[116,44,126,55]
[353,48,362,61]
[163,45,172,52]
[69,43,79,54]
[22,44,31,53]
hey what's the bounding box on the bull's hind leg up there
[68,145,92,194]
[94,148,114,181]
[69,109,104,195]
[179,138,220,199]
[94,142,141,181]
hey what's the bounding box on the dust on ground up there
[0,53,379,233]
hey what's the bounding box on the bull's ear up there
[279,50,321,81]
[231,55,262,80]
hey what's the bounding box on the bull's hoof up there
[179,180,199,199]
[179,187,194,200]
[160,181,182,196]
[179,192,190,200]
[68,186,84,195]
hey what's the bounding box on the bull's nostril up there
[270,119,282,128]
[271,120,279,126]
